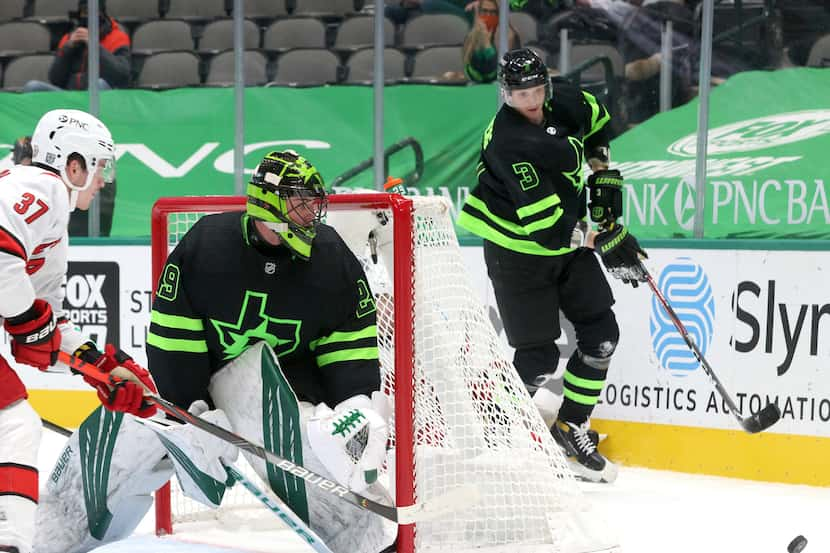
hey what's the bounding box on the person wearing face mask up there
[463,0,521,83]
[23,0,130,92]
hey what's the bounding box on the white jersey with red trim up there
[0,165,85,354]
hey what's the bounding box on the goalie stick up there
[57,350,479,525]
[224,464,335,553]
[640,263,781,434]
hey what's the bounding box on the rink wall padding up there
[15,240,830,486]
[591,418,830,486]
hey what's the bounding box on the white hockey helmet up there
[31,109,115,201]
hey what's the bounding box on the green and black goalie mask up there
[247,150,327,260]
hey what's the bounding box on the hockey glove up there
[74,342,158,418]
[4,299,61,370]
[587,169,624,230]
[594,225,648,288]
[307,394,389,493]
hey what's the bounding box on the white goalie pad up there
[207,342,395,553]
[33,409,173,553]
[141,401,239,509]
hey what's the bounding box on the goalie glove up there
[307,394,389,493]
[594,224,648,288]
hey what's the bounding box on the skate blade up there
[567,458,618,484]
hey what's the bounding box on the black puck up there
[788,535,807,553]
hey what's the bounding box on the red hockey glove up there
[4,299,61,370]
[74,342,158,418]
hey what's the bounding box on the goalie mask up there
[247,150,327,260]
[498,48,552,109]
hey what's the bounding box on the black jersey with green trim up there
[458,81,611,256]
[147,211,380,410]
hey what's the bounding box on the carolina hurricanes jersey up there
[147,212,381,410]
[0,165,85,354]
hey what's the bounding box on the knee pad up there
[33,408,172,553]
[573,310,619,366]
[513,343,560,388]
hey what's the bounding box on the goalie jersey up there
[147,211,380,410]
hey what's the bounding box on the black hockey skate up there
[0,547,20,553]
[551,420,617,483]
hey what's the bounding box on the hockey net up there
[151,194,612,553]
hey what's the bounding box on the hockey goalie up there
[33,151,397,553]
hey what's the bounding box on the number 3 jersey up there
[147,211,381,411]
[0,165,85,352]
[458,81,612,256]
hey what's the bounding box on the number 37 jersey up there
[0,165,71,323]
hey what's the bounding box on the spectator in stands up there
[23,0,130,92]
[386,0,472,25]
[463,0,521,83]
[618,0,695,124]
[12,136,32,166]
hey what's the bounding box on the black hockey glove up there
[587,169,624,230]
[594,225,648,288]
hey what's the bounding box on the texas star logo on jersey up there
[210,290,301,360]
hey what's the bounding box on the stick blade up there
[396,485,480,525]
[742,402,782,434]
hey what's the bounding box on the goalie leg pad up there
[33,407,172,553]
[139,401,238,509]
[209,342,395,553]
[0,400,41,553]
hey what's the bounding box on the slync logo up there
[650,258,715,377]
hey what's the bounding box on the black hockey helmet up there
[498,48,551,106]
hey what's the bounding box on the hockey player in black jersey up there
[32,151,395,553]
[458,48,647,483]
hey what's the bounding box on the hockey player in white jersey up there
[0,109,158,553]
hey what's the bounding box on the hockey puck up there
[788,535,807,553]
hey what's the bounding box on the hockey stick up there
[42,417,72,437]
[57,350,478,524]
[223,464,335,553]
[640,263,781,433]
